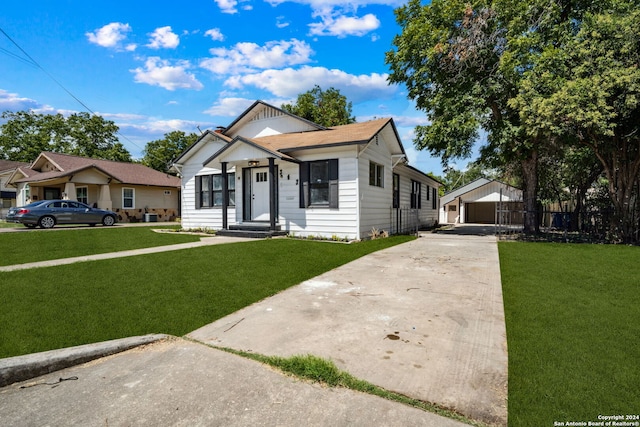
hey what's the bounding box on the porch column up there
[98,184,112,210]
[221,162,228,230]
[268,158,276,230]
[63,182,77,200]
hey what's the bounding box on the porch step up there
[216,229,288,239]
[216,222,286,238]
[228,223,281,232]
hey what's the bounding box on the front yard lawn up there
[0,226,200,266]
[499,242,640,426]
[0,236,413,358]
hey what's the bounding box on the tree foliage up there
[386,0,640,241]
[0,111,131,162]
[281,86,355,127]
[513,4,640,242]
[142,130,198,173]
[386,0,541,233]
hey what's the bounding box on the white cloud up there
[309,11,380,37]
[224,65,395,103]
[204,28,225,41]
[276,16,290,28]
[200,39,313,75]
[131,57,204,91]
[214,0,238,14]
[86,22,133,49]
[203,97,256,117]
[146,26,180,49]
[0,89,42,111]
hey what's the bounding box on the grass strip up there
[214,347,488,427]
[0,226,199,266]
[0,236,413,358]
[499,241,640,426]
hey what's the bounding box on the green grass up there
[0,220,20,228]
[0,226,200,266]
[0,236,413,358]
[499,242,640,426]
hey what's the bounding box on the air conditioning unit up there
[144,213,158,222]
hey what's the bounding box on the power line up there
[0,26,147,157]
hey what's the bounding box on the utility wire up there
[0,27,97,115]
[0,26,150,159]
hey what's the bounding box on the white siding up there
[282,146,359,240]
[358,134,395,238]
[394,164,441,229]
[178,139,234,230]
[228,113,316,139]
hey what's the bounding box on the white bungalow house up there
[439,178,523,225]
[171,101,441,240]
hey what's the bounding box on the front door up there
[44,187,61,200]
[251,168,270,221]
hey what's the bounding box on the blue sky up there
[0,0,456,176]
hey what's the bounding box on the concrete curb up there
[0,334,169,388]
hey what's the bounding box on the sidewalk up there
[0,235,252,272]
[0,232,508,426]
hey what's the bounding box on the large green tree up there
[281,86,355,127]
[142,130,198,174]
[385,0,628,235]
[514,4,640,242]
[386,0,542,233]
[0,111,131,162]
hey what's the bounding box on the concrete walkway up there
[0,235,252,272]
[0,231,508,426]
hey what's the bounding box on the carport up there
[440,178,523,225]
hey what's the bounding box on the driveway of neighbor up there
[0,227,507,426]
[189,231,508,425]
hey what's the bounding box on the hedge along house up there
[439,178,523,225]
[7,152,181,222]
[172,101,440,240]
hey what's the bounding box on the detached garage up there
[440,178,523,225]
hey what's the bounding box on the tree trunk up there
[521,150,539,234]
[595,136,640,244]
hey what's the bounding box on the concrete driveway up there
[189,232,508,425]
[0,231,507,426]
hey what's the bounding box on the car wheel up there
[39,216,56,229]
[102,215,115,226]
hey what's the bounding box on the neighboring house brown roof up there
[14,152,180,187]
[0,160,29,172]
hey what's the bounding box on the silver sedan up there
[6,200,118,229]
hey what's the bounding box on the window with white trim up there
[410,180,421,209]
[299,159,339,208]
[123,188,135,209]
[369,161,384,187]
[196,173,236,208]
[76,186,88,204]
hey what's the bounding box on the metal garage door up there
[466,202,495,223]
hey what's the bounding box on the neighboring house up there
[6,152,181,222]
[0,160,30,218]
[439,178,523,225]
[171,100,441,240]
